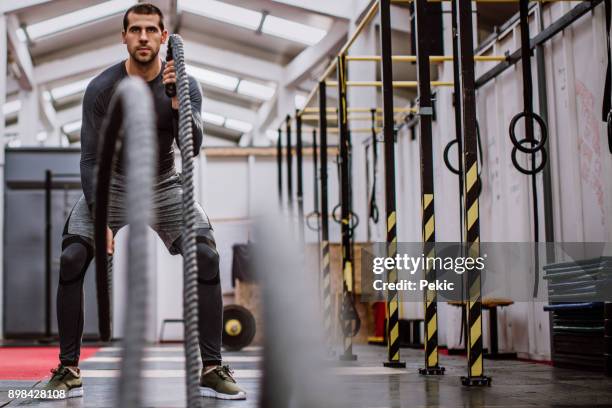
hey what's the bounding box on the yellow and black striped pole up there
[318,81,334,353]
[337,54,357,361]
[380,0,405,369]
[456,0,491,386]
[414,0,444,376]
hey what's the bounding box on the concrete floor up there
[1,345,612,407]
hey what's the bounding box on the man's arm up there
[173,76,204,155]
[80,84,105,212]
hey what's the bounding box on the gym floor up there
[1,344,612,407]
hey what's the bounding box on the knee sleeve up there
[196,234,220,285]
[59,236,93,285]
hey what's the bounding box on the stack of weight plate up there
[543,257,612,371]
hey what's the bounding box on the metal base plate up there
[419,366,446,375]
[461,376,492,386]
[383,361,406,368]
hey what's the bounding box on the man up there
[43,3,246,400]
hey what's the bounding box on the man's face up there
[122,13,167,65]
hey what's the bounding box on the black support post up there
[415,0,444,376]
[286,115,293,212]
[456,0,490,386]
[380,0,405,369]
[277,128,283,207]
[337,53,357,362]
[296,110,305,243]
[319,82,333,351]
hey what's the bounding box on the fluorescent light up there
[237,80,275,100]
[202,111,225,127]
[261,15,327,46]
[187,65,239,91]
[3,99,21,115]
[225,119,253,133]
[50,77,93,100]
[180,0,262,30]
[62,120,82,134]
[26,0,136,40]
[294,94,307,109]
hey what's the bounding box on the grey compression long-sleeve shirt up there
[79,60,203,210]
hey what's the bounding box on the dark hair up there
[123,3,165,32]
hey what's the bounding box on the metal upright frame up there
[414,0,444,376]
[380,0,405,369]
[455,0,490,386]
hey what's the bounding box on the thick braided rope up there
[93,77,157,408]
[169,33,201,408]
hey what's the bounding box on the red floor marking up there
[0,347,100,380]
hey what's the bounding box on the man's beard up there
[129,47,159,66]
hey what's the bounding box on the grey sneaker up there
[199,365,246,400]
[41,365,83,399]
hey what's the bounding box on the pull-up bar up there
[301,107,417,114]
[325,80,454,88]
[346,55,507,62]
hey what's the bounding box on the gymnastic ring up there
[509,111,548,154]
[443,138,461,175]
[305,211,321,231]
[511,139,548,175]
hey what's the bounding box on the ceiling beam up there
[34,43,125,85]
[270,0,351,19]
[282,20,347,88]
[205,99,257,123]
[182,40,283,83]
[6,15,34,91]
[0,0,52,13]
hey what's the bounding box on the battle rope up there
[510,0,549,298]
[369,109,380,224]
[93,77,157,408]
[165,34,201,408]
[603,0,612,153]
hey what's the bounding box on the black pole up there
[380,0,405,369]
[286,115,293,211]
[456,0,490,386]
[277,128,283,207]
[319,81,333,350]
[296,110,305,243]
[44,169,52,339]
[337,53,357,362]
[415,0,444,376]
[313,129,319,219]
[451,0,465,242]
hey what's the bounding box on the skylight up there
[261,15,327,46]
[62,120,82,134]
[180,0,262,30]
[186,65,239,91]
[26,0,136,40]
[202,111,225,127]
[3,100,21,116]
[237,80,275,101]
[225,119,253,133]
[50,77,93,100]
[179,0,327,46]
